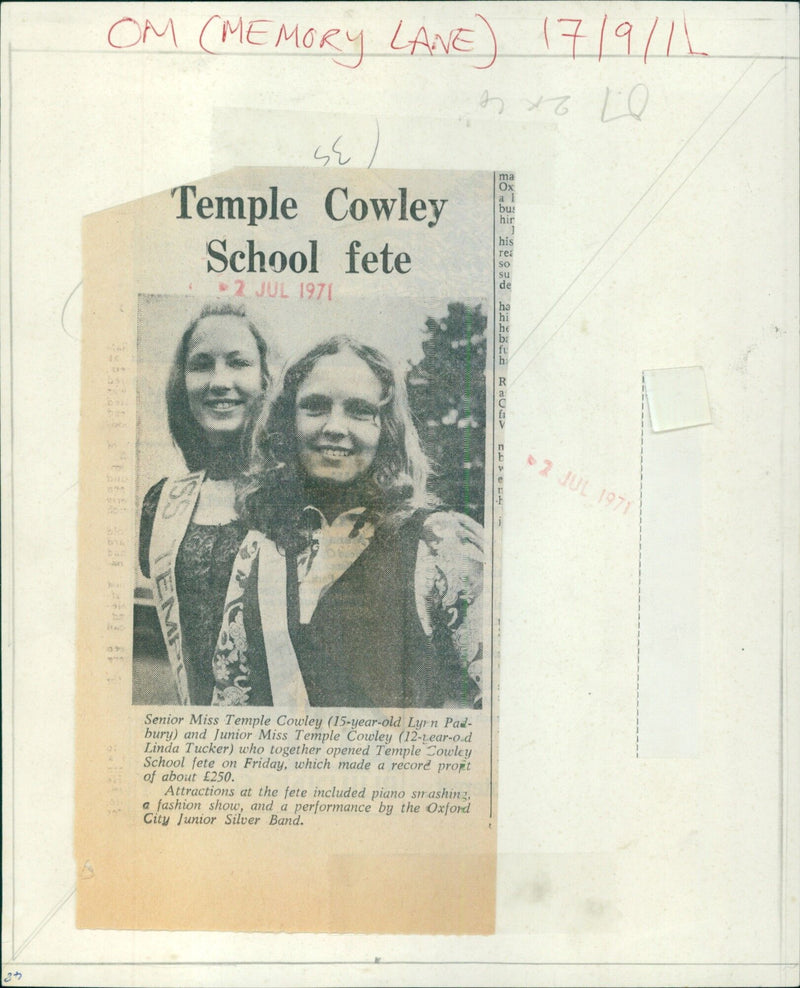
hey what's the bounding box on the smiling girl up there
[210,335,484,709]
[138,301,271,705]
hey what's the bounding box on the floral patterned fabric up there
[210,534,263,706]
[140,479,247,705]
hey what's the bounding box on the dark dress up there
[139,478,247,705]
[240,512,480,708]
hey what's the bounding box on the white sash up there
[148,471,205,705]
[256,539,309,708]
[212,533,308,708]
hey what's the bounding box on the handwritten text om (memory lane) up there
[105,11,708,69]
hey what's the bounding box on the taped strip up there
[644,366,711,432]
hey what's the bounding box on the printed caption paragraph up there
[140,711,477,827]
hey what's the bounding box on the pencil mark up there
[312,118,379,168]
[367,118,380,168]
[11,886,76,961]
[509,59,757,368]
[313,137,351,166]
[479,88,504,114]
[637,376,645,757]
[10,46,800,61]
[525,94,571,115]
[512,63,786,382]
[600,83,649,122]
[60,279,82,341]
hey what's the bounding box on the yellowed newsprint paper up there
[75,167,512,933]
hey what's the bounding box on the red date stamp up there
[197,279,335,299]
[527,454,633,516]
[299,282,334,299]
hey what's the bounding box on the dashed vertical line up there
[636,374,645,757]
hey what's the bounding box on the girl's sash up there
[212,534,308,707]
[148,471,205,705]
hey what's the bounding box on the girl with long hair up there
[211,335,483,708]
[138,300,271,704]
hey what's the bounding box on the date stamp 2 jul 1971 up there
[527,454,633,516]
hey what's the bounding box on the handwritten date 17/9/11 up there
[527,454,632,515]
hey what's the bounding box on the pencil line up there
[8,41,16,961]
[6,961,796,968]
[511,63,786,383]
[11,887,76,962]
[778,45,796,961]
[636,377,645,758]
[60,279,82,340]
[509,59,756,365]
[8,49,800,60]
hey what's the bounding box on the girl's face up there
[295,350,383,486]
[185,315,263,445]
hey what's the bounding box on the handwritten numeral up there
[313,135,353,167]
[479,89,504,115]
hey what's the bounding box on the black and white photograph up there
[134,295,491,709]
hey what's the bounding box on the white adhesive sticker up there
[643,366,711,433]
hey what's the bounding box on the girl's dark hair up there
[240,335,432,549]
[165,301,271,471]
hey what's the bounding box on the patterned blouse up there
[139,478,247,705]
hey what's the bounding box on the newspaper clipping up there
[76,167,513,933]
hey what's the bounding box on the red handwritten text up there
[198,17,364,68]
[543,10,708,63]
[389,13,497,69]
[108,17,178,49]
[104,12,498,70]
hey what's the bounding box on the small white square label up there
[643,366,712,432]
